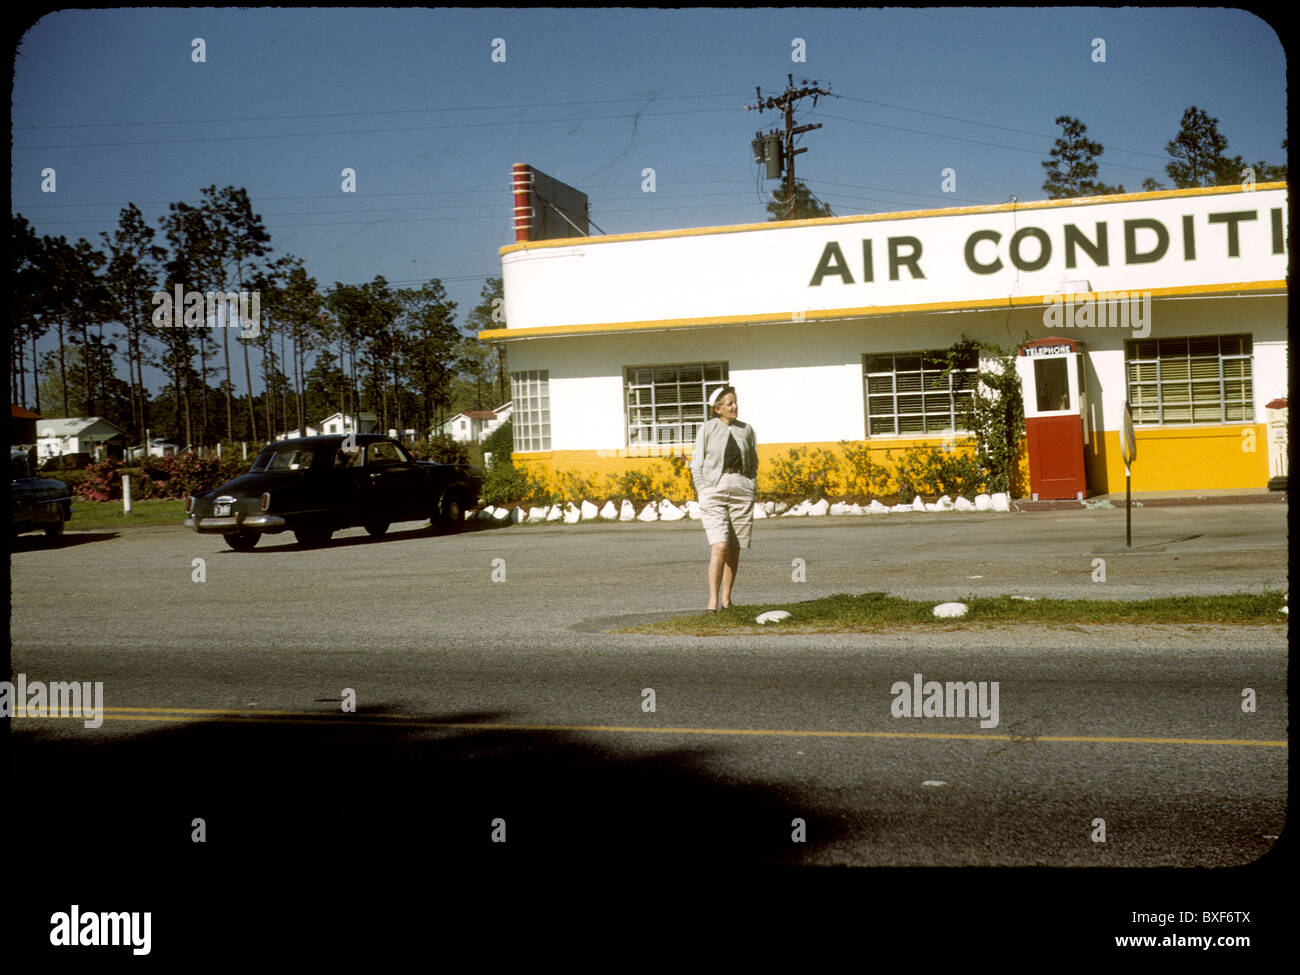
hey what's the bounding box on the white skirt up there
[699,472,756,548]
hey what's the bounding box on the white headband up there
[707,386,729,408]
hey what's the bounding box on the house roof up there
[317,411,378,423]
[11,405,41,420]
[36,417,128,438]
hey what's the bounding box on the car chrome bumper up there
[185,514,286,532]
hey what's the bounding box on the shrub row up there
[482,441,998,509]
[73,454,251,502]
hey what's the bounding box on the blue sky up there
[11,7,1287,397]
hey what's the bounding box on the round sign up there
[1120,400,1137,466]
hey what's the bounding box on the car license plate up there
[214,503,231,516]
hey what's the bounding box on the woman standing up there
[690,385,759,612]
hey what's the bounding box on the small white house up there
[441,402,512,443]
[127,437,183,461]
[274,424,321,441]
[316,411,378,436]
[36,417,129,461]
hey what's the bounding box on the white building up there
[441,403,512,443]
[481,183,1288,496]
[317,411,377,436]
[275,412,378,441]
[127,437,183,461]
[35,417,129,462]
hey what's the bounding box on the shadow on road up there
[228,516,512,552]
[10,530,120,552]
[13,706,850,875]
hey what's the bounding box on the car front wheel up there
[43,514,65,538]
[224,532,260,551]
[438,493,466,533]
[364,520,389,537]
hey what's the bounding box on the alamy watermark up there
[50,905,151,955]
[1,673,104,728]
[151,285,261,338]
[891,672,1000,728]
[1042,291,1151,339]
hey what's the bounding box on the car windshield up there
[251,449,317,472]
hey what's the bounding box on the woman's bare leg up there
[720,541,740,607]
[707,541,728,609]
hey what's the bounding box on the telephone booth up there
[1016,337,1089,500]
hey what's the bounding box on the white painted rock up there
[830,502,849,516]
[563,502,580,524]
[685,500,701,520]
[991,492,1010,512]
[891,503,913,513]
[974,494,993,511]
[581,500,599,520]
[772,501,789,514]
[1010,595,1037,601]
[546,504,563,522]
[510,507,526,523]
[762,501,776,515]
[867,499,889,514]
[911,495,926,512]
[637,502,658,522]
[528,506,549,522]
[924,502,941,512]
[753,505,767,519]
[937,495,954,510]
[619,499,636,521]
[809,498,829,516]
[493,506,512,521]
[783,501,808,517]
[846,503,864,515]
[599,500,617,520]
[659,500,686,522]
[954,496,975,511]
[755,610,791,625]
[477,506,495,521]
[933,602,969,618]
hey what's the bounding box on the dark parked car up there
[11,450,73,539]
[184,435,482,550]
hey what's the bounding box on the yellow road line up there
[12,708,1288,747]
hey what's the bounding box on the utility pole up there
[746,74,832,218]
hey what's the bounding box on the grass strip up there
[65,499,189,529]
[625,590,1289,634]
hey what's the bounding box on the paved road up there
[9,504,1286,879]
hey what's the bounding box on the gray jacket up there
[690,418,758,495]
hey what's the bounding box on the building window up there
[511,370,551,451]
[863,349,977,436]
[1126,335,1253,425]
[624,362,728,448]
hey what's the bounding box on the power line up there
[13,107,742,152]
[812,110,1168,177]
[14,93,751,131]
[834,92,1171,162]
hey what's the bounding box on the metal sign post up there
[1120,400,1137,548]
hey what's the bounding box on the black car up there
[11,450,73,539]
[184,435,481,550]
